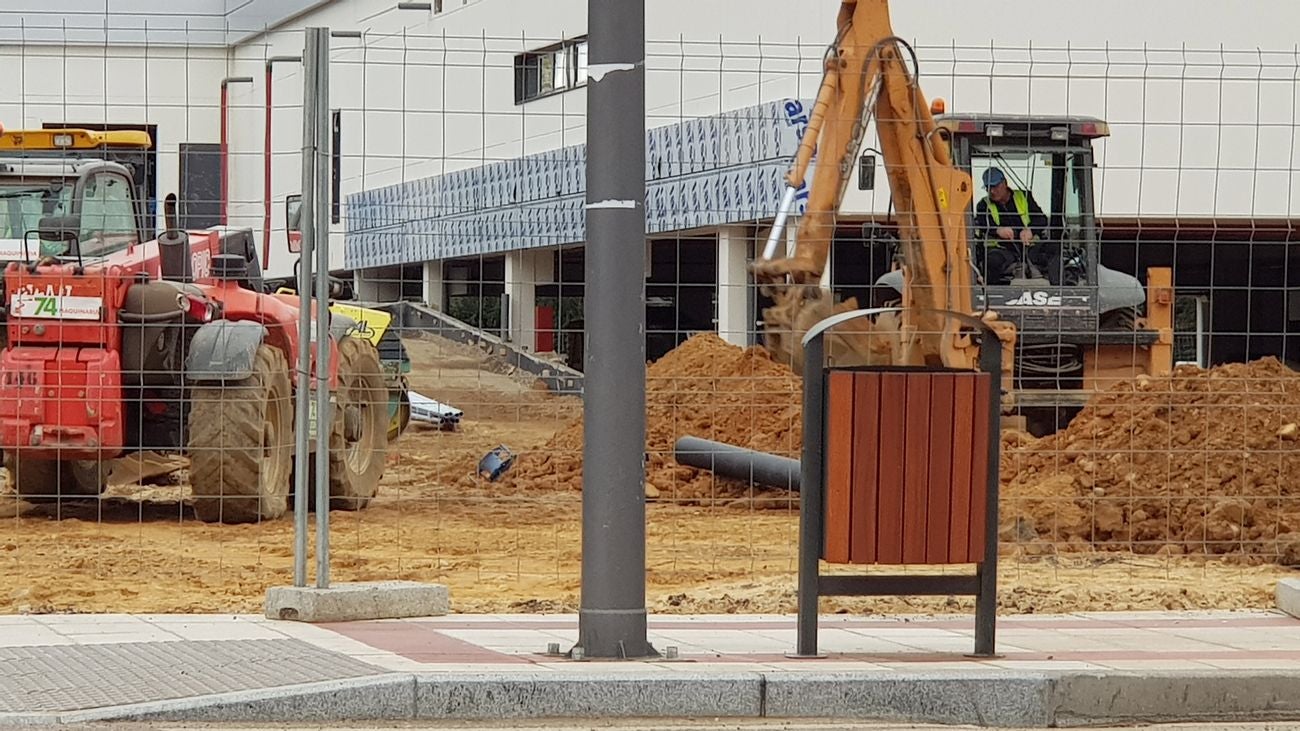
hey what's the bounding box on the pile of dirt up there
[1001,357,1300,564]
[507,332,1300,563]
[505,333,801,503]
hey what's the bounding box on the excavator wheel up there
[1099,306,1140,331]
[187,344,293,523]
[324,336,389,511]
[5,453,106,501]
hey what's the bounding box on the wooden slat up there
[967,373,993,563]
[875,372,908,564]
[925,373,955,564]
[901,373,931,564]
[947,374,977,563]
[823,370,856,563]
[850,372,882,563]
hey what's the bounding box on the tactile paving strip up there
[0,639,386,712]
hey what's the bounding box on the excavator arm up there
[753,0,1013,375]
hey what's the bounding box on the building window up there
[514,36,588,104]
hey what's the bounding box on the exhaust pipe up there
[163,193,178,232]
[672,436,801,491]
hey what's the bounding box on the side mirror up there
[292,257,346,300]
[285,194,302,253]
[38,215,80,243]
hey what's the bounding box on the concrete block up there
[264,581,449,622]
[1050,671,1300,726]
[763,671,1052,728]
[1277,578,1300,619]
[415,671,763,719]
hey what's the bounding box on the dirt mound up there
[1002,357,1300,563]
[506,333,801,503]
[508,333,1300,563]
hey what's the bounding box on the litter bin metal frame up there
[795,307,1003,658]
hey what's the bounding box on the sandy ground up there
[0,333,1294,616]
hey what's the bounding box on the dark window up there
[514,36,588,104]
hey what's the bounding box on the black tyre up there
[5,453,105,501]
[187,344,293,523]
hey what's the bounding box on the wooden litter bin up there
[796,309,1002,658]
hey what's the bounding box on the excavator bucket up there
[760,285,897,375]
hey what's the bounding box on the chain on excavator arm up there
[751,0,1015,377]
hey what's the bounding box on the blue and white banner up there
[344,98,815,269]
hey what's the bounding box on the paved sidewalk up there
[3,609,1300,726]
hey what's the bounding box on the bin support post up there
[972,330,1004,657]
[794,336,827,658]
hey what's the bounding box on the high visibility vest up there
[984,190,1031,247]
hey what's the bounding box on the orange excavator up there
[752,0,1173,434]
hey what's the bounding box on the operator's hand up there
[1019,228,1035,245]
[996,227,1015,240]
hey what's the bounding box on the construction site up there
[0,0,1298,627]
[1,324,1296,616]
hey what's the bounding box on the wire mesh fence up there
[0,17,1297,617]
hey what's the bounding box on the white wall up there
[0,43,229,237]
[217,0,1300,278]
[0,2,1294,278]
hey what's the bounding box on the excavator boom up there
[753,0,1008,375]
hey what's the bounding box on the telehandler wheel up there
[188,344,293,523]
[4,453,105,501]
[325,336,389,511]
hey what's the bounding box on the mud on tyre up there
[187,344,293,523]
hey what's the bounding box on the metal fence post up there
[293,27,322,589]
[575,0,654,659]
[310,26,333,589]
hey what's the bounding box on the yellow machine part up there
[328,302,393,345]
[0,128,152,151]
[271,290,393,345]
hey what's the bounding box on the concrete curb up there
[1048,670,1300,727]
[5,669,1300,727]
[763,670,1052,727]
[414,672,764,719]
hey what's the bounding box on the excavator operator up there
[974,167,1054,285]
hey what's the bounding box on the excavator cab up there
[870,113,1169,429]
[877,115,1147,327]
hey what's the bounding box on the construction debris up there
[477,445,517,481]
[408,391,464,430]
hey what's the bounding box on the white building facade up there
[1,1,1298,360]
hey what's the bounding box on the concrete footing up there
[1278,578,1300,619]
[263,581,450,622]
